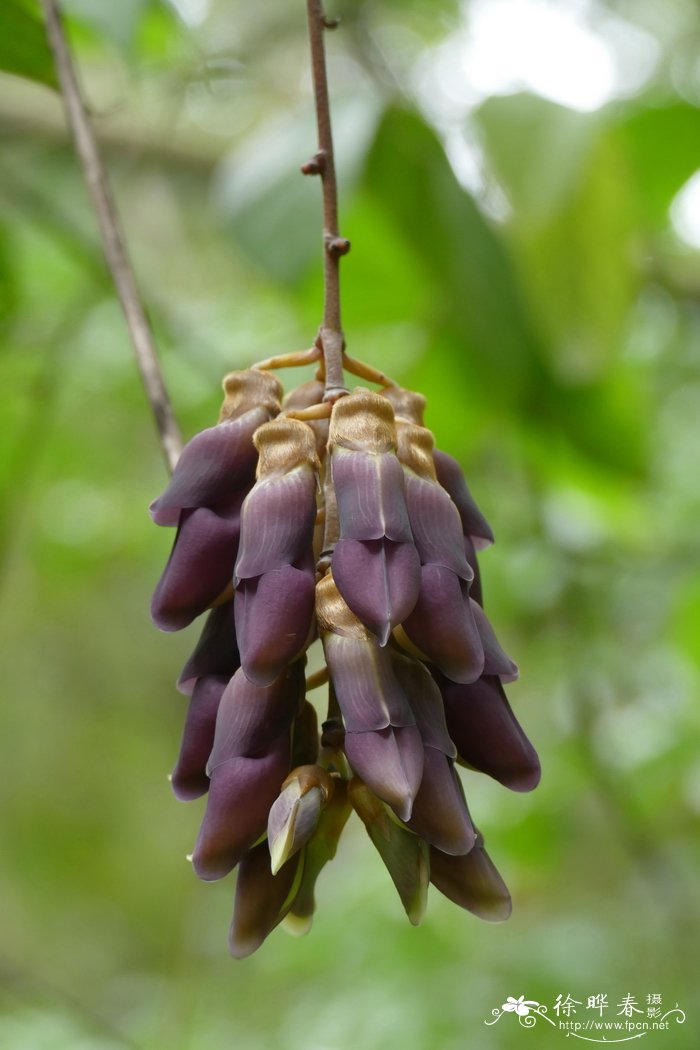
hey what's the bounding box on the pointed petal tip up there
[149,500,179,527]
[281,911,313,937]
[228,932,263,959]
[170,774,209,802]
[502,759,541,793]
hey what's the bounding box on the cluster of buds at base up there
[150,365,540,956]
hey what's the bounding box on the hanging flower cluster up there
[150,366,540,957]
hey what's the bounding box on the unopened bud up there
[349,779,428,926]
[267,765,334,874]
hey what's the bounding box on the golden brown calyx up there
[381,387,427,427]
[396,421,437,481]
[328,388,397,454]
[315,571,371,641]
[218,369,283,422]
[253,417,320,477]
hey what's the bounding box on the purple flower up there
[349,778,429,926]
[170,674,227,801]
[191,663,303,880]
[234,417,319,684]
[228,839,305,958]
[429,832,512,921]
[177,598,239,696]
[151,371,539,954]
[150,491,244,631]
[393,653,475,855]
[329,390,420,644]
[316,572,423,821]
[150,370,282,526]
[436,671,541,793]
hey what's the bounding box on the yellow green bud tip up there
[268,769,331,874]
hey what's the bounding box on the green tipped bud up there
[267,765,334,875]
[287,778,352,928]
[349,778,429,927]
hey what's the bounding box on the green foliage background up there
[1,1,699,1048]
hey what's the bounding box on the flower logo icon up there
[502,996,539,1017]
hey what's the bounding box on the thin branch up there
[304,0,350,401]
[40,0,182,474]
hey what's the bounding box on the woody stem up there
[305,0,349,401]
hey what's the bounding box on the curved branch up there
[40,0,182,474]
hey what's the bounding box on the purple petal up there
[192,733,290,881]
[391,653,456,757]
[332,448,413,542]
[235,564,315,686]
[349,778,428,926]
[465,536,483,606]
[234,467,317,581]
[322,633,415,732]
[402,565,484,684]
[429,836,512,921]
[208,664,302,766]
[403,473,473,580]
[177,600,239,696]
[171,675,228,801]
[470,600,519,682]
[438,672,541,792]
[151,497,242,632]
[344,724,424,822]
[228,839,304,958]
[433,449,494,549]
[150,408,269,525]
[332,538,420,645]
[407,748,476,855]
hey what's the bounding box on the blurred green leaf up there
[215,94,381,285]
[477,95,639,379]
[0,0,56,88]
[475,93,597,225]
[362,106,544,403]
[618,97,700,230]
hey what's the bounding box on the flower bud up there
[192,733,290,881]
[329,391,420,642]
[267,765,334,874]
[401,564,484,684]
[150,370,282,527]
[233,418,319,683]
[433,448,494,550]
[317,574,423,820]
[284,779,352,933]
[391,653,474,854]
[207,663,302,765]
[349,779,428,926]
[150,492,244,632]
[437,671,541,793]
[171,674,227,801]
[228,839,304,958]
[429,832,512,921]
[177,599,239,696]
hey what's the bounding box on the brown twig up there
[40,0,182,474]
[304,0,349,401]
